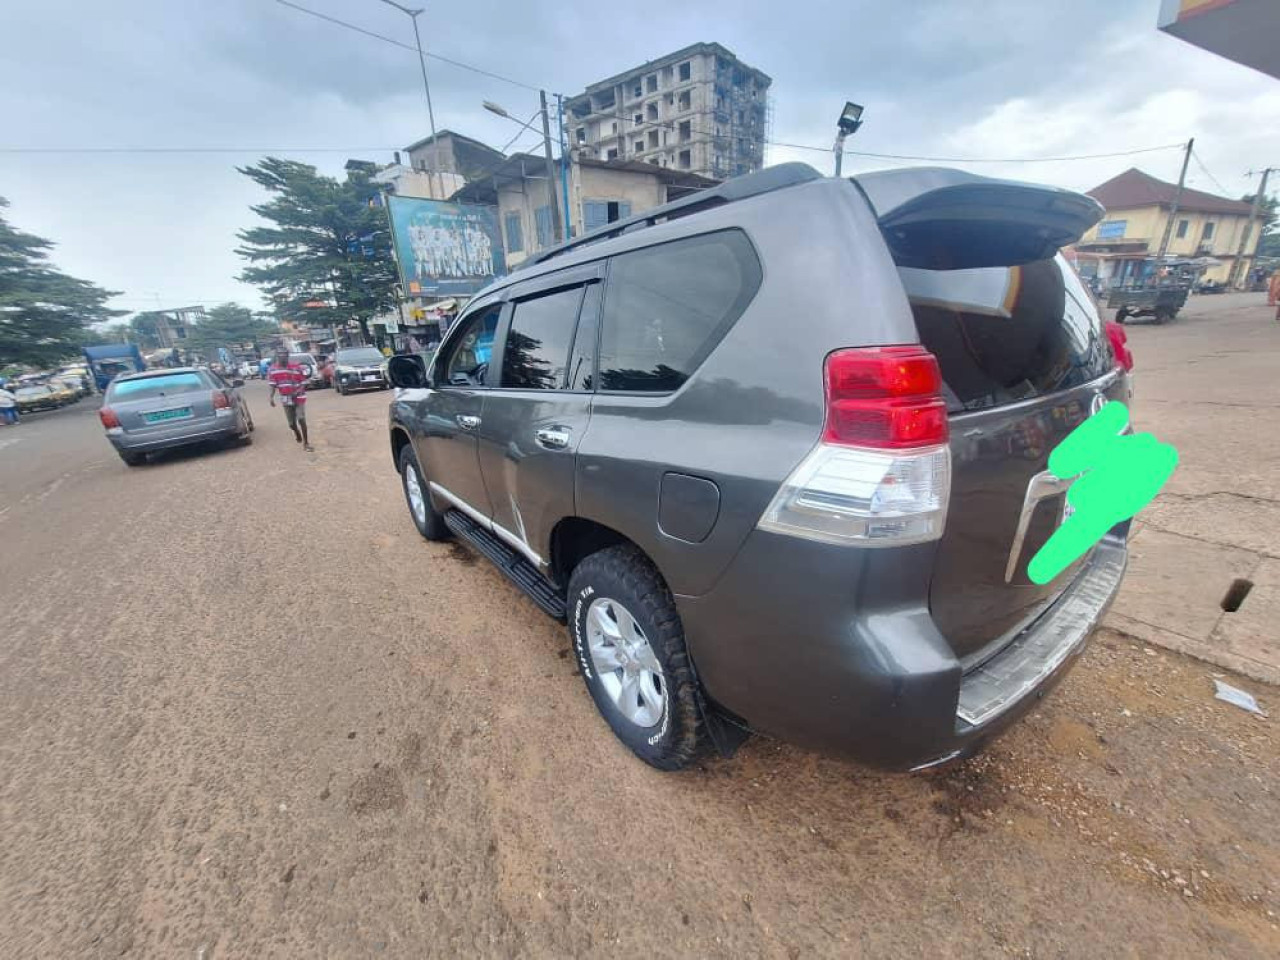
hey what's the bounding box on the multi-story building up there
[565,43,771,179]
[1077,168,1261,287]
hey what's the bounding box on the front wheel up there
[398,444,449,541]
[567,545,706,770]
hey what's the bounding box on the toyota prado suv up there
[386,163,1132,772]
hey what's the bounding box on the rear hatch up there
[854,168,1125,664]
[108,371,218,432]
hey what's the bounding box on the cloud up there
[0,0,1275,317]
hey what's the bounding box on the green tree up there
[124,312,167,350]
[187,302,277,356]
[235,158,397,343]
[0,197,123,367]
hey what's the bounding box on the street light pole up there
[377,0,441,197]
[832,101,864,178]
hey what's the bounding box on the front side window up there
[439,305,501,386]
[597,230,762,393]
[501,286,587,390]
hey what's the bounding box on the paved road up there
[1,347,1276,957]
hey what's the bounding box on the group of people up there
[407,219,495,281]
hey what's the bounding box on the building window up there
[633,139,645,154]
[665,92,674,106]
[678,149,691,169]
[606,147,618,161]
[633,113,642,126]
[632,83,642,99]
[662,65,673,84]
[504,211,523,254]
[646,102,658,121]
[648,130,659,149]
[575,127,586,143]
[646,75,657,93]
[1176,219,1189,238]
[610,121,617,134]
[678,90,691,112]
[1202,221,1215,240]
[679,120,692,143]
[535,205,553,249]
[1096,220,1127,240]
[678,61,691,81]
[582,200,632,231]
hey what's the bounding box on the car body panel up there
[103,368,248,454]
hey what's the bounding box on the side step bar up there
[443,510,567,621]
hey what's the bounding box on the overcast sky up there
[1,0,1277,316]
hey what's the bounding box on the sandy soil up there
[0,381,1275,958]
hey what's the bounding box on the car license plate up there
[144,407,192,423]
[362,374,378,381]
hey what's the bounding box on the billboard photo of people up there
[387,196,506,298]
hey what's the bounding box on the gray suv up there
[386,164,1131,771]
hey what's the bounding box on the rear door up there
[856,169,1125,664]
[475,264,603,567]
[108,371,217,433]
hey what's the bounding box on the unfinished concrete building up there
[565,43,771,180]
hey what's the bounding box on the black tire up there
[398,444,449,541]
[1115,308,1129,325]
[118,450,145,467]
[338,382,348,396]
[567,545,705,770]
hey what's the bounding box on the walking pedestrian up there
[0,386,18,426]
[267,347,312,451]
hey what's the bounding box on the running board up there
[443,510,567,621]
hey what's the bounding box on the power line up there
[0,147,400,155]
[272,0,541,92]
[1190,148,1232,196]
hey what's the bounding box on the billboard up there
[386,195,506,298]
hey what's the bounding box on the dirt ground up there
[0,358,1276,957]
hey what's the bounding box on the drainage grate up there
[1220,579,1253,613]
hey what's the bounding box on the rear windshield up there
[899,255,1112,412]
[109,372,208,401]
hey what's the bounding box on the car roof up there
[111,367,206,383]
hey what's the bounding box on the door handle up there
[535,426,571,449]
[456,414,481,431]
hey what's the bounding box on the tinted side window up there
[567,284,603,391]
[439,306,501,386]
[501,286,586,390]
[597,230,762,393]
[900,255,1112,412]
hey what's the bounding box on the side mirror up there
[387,354,428,389]
[231,378,245,388]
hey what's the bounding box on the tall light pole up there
[484,95,564,244]
[376,0,440,195]
[832,101,864,178]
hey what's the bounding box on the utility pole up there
[1154,138,1194,287]
[539,90,564,243]
[1228,167,1272,290]
[556,93,573,240]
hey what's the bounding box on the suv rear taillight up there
[99,407,120,429]
[758,346,951,546]
[212,390,232,415]
[1105,321,1133,372]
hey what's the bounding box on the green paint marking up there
[1027,402,1177,585]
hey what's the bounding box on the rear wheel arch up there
[550,517,652,589]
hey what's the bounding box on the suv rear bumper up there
[675,531,1127,770]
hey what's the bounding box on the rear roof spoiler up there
[852,167,1104,270]
[521,162,823,269]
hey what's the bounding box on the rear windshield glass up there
[899,255,1112,412]
[337,349,385,365]
[109,372,208,401]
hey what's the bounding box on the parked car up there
[14,384,66,413]
[97,367,253,466]
[47,379,80,404]
[333,346,389,394]
[288,353,327,390]
[385,163,1131,772]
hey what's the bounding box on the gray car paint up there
[106,368,250,453]
[388,170,1129,768]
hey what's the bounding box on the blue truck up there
[83,343,147,392]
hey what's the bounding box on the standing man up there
[0,384,18,426]
[267,347,312,451]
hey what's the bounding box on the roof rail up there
[522,162,823,269]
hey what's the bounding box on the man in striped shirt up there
[267,347,313,451]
